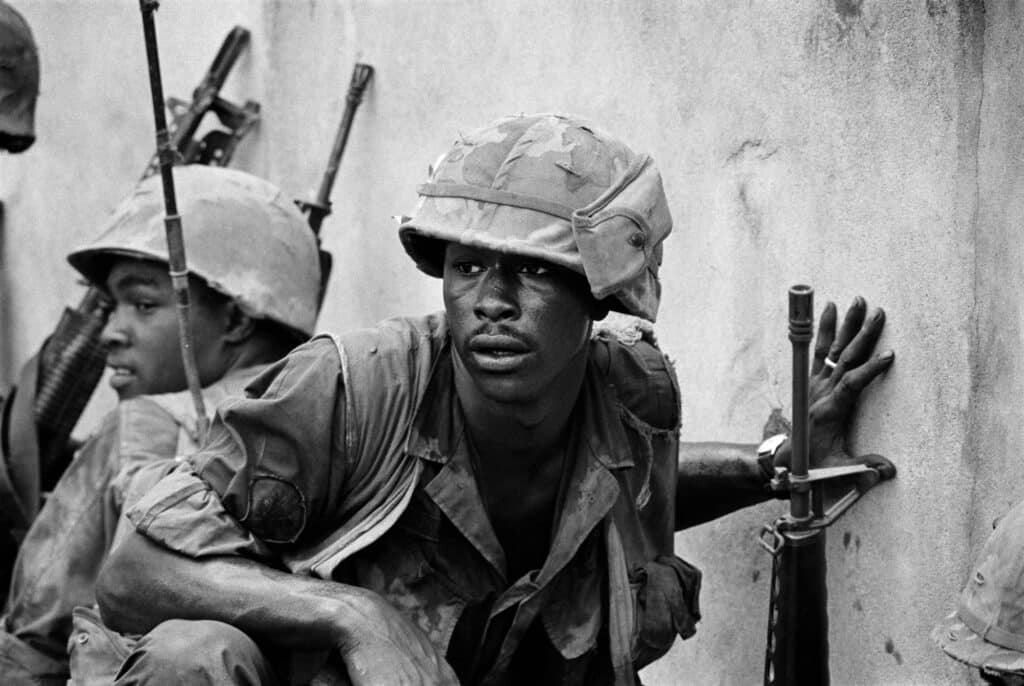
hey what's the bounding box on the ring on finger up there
[824,357,838,370]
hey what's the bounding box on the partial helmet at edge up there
[0,1,39,153]
[398,113,673,321]
[67,165,321,338]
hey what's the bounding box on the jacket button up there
[628,232,645,248]
[77,633,89,644]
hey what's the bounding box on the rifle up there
[143,25,259,177]
[298,62,374,301]
[758,286,886,685]
[1,25,258,529]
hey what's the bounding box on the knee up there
[116,619,272,685]
[147,619,258,662]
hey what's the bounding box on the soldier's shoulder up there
[590,317,680,432]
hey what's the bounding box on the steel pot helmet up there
[398,113,673,322]
[0,1,38,153]
[932,498,1024,677]
[67,165,321,338]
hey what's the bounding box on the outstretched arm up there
[675,441,765,529]
[675,297,896,530]
[98,532,458,686]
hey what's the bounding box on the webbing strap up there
[417,182,575,221]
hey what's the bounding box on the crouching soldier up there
[0,165,321,685]
[95,114,894,685]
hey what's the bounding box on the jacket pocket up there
[631,554,702,668]
[67,606,134,685]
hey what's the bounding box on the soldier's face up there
[100,259,227,399]
[443,243,594,404]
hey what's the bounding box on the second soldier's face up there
[100,259,227,400]
[443,243,594,405]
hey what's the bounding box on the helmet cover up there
[932,498,1024,676]
[68,165,321,337]
[398,113,672,321]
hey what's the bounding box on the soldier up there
[0,0,38,153]
[96,113,895,685]
[932,499,1024,686]
[0,165,321,685]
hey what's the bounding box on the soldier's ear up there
[223,301,256,344]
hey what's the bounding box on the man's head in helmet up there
[68,165,321,399]
[398,113,672,404]
[0,1,38,153]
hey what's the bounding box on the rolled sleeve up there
[125,337,347,558]
[126,462,274,560]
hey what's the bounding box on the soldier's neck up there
[454,351,587,471]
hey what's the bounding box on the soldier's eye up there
[454,261,485,275]
[518,262,551,276]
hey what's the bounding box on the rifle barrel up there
[788,285,813,522]
[306,62,374,235]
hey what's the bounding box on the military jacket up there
[0,366,264,685]
[127,314,701,685]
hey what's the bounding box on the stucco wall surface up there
[1,0,1014,684]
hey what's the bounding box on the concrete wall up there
[3,0,1015,683]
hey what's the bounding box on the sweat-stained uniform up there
[0,366,265,685]
[118,313,701,685]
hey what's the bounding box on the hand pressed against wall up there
[802,296,896,484]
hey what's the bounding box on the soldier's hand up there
[805,296,896,482]
[336,587,459,686]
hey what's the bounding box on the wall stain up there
[926,0,949,16]
[884,637,904,665]
[726,138,779,164]
[736,181,761,239]
[958,0,987,42]
[752,569,761,583]
[853,598,864,612]
[762,407,791,439]
[843,531,852,548]
[835,0,863,18]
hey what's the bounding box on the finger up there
[812,301,838,375]
[831,352,894,406]
[856,453,897,480]
[833,308,887,374]
[825,296,867,369]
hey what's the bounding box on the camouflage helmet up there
[67,165,320,338]
[398,113,672,322]
[0,1,39,153]
[932,498,1024,677]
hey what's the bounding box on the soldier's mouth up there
[109,367,137,390]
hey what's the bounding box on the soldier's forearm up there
[96,532,378,651]
[675,441,774,529]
